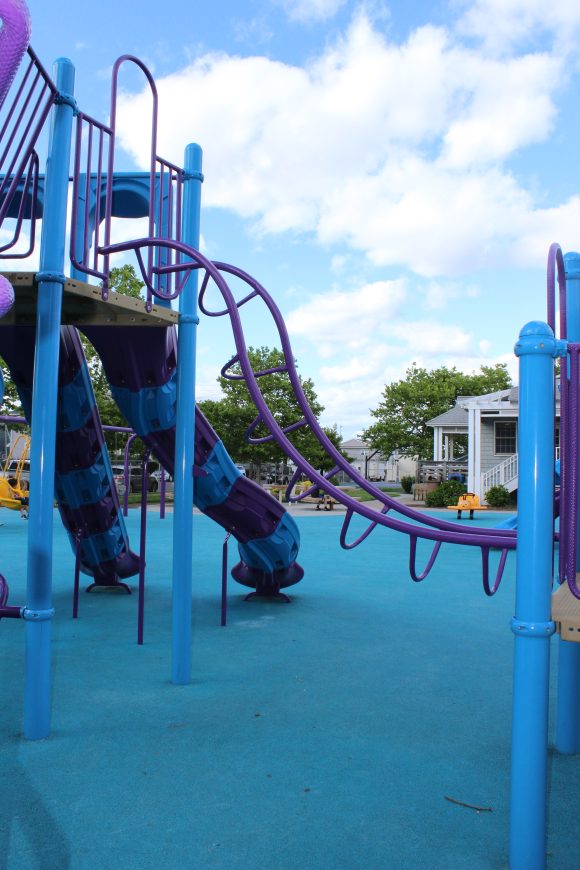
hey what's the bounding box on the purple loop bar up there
[409,536,442,582]
[481,547,509,597]
[286,465,342,504]
[245,413,307,446]
[220,353,288,382]
[339,503,391,551]
[199,267,258,317]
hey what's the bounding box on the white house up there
[427,387,552,501]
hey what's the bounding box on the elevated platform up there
[0,272,178,327]
[552,579,580,642]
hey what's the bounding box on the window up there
[494,421,517,455]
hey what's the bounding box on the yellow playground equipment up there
[447,492,488,520]
[0,434,30,513]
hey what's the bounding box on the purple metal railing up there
[69,110,112,282]
[151,155,185,303]
[103,55,158,295]
[0,47,56,254]
[69,54,186,304]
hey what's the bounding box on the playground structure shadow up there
[0,507,576,869]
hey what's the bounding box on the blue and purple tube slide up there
[81,323,304,595]
[0,324,139,586]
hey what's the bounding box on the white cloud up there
[320,345,393,383]
[284,277,506,430]
[114,11,575,280]
[440,52,560,168]
[285,279,407,347]
[281,0,347,23]
[423,280,480,310]
[389,321,473,356]
[455,0,580,54]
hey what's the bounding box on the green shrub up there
[425,479,466,508]
[400,475,415,494]
[484,484,511,508]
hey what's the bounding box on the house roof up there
[340,438,367,449]
[457,387,520,410]
[427,404,468,426]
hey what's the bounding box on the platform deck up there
[0,271,178,327]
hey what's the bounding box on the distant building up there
[339,438,416,482]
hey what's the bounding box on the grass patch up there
[124,492,173,506]
[342,486,401,502]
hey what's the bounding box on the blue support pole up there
[25,58,75,740]
[556,251,580,754]
[509,322,565,869]
[171,143,203,684]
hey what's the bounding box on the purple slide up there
[0,323,140,586]
[82,323,303,595]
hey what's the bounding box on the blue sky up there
[9,0,580,437]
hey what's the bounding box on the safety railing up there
[69,54,187,302]
[0,47,57,255]
[481,454,518,492]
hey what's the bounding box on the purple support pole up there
[556,251,580,754]
[159,467,166,520]
[123,432,139,517]
[221,533,230,627]
[137,453,149,646]
[509,322,565,869]
[72,533,81,619]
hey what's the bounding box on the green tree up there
[363,362,512,460]
[0,363,23,416]
[107,264,145,299]
[199,346,344,478]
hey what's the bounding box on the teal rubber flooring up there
[0,507,578,869]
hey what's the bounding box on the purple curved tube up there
[103,237,518,558]
[96,236,520,595]
[0,0,31,108]
[0,573,21,618]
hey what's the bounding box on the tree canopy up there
[199,346,343,475]
[107,264,145,299]
[362,362,512,460]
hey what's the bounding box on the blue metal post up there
[25,58,75,739]
[171,143,203,684]
[509,322,564,869]
[556,251,580,754]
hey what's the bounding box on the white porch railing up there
[481,454,519,494]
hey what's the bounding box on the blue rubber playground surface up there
[0,506,578,869]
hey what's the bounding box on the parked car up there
[3,458,30,490]
[151,468,174,493]
[111,464,160,494]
